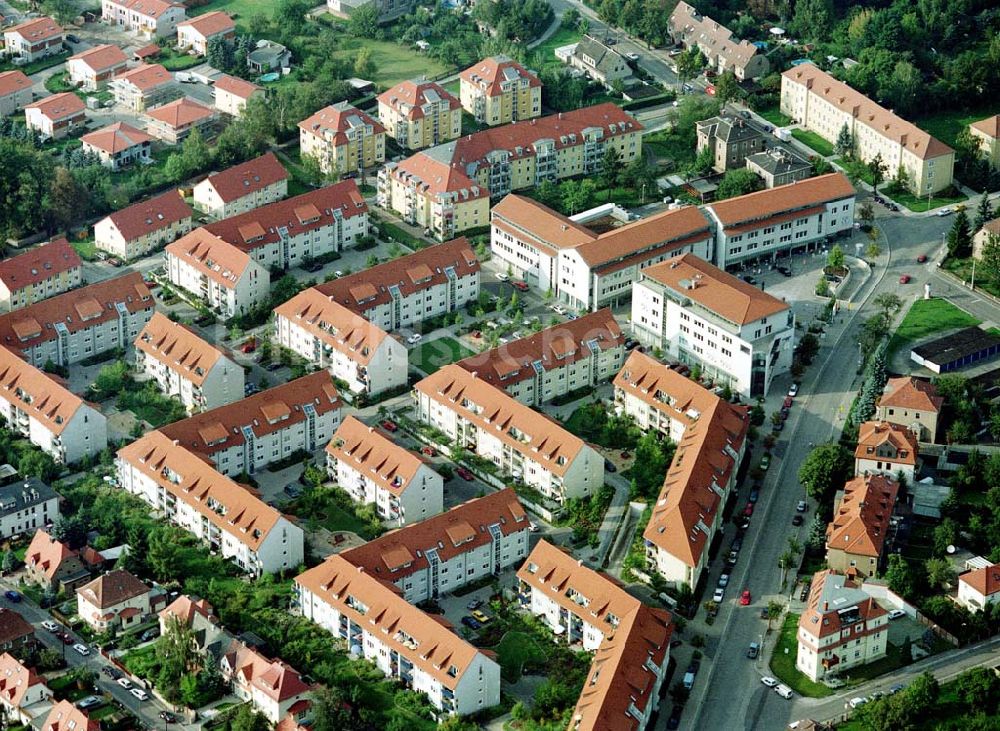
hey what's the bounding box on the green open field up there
[530,21,583,70]
[410,337,475,374]
[333,37,451,87]
[791,129,834,157]
[186,0,269,21]
[769,614,834,697]
[916,108,1000,149]
[887,298,982,358]
[756,105,793,127]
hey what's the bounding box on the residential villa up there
[24,93,86,141]
[825,474,900,579]
[668,2,769,80]
[145,97,215,144]
[81,122,154,171]
[3,17,63,62]
[101,0,186,39]
[192,151,289,220]
[75,569,152,632]
[24,529,90,592]
[459,55,541,126]
[875,376,942,442]
[854,421,918,482]
[67,44,128,91]
[176,11,234,55]
[213,74,263,117]
[969,115,1000,170]
[957,564,1000,613]
[0,71,33,117]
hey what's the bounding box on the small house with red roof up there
[93,188,192,261]
[854,421,919,482]
[67,44,128,91]
[81,121,153,171]
[876,377,942,442]
[221,640,311,722]
[192,151,288,219]
[957,563,1000,613]
[76,569,153,632]
[24,93,85,141]
[176,11,234,55]
[24,529,90,592]
[110,63,178,111]
[0,609,37,654]
[41,699,99,731]
[212,73,262,118]
[0,652,53,726]
[0,70,33,117]
[145,96,215,144]
[969,115,1000,171]
[3,17,63,62]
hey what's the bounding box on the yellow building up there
[298,102,385,176]
[969,115,1000,171]
[459,55,541,127]
[379,103,642,240]
[781,65,954,195]
[377,79,462,151]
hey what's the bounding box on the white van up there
[774,684,794,699]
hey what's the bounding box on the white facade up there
[136,337,243,412]
[77,585,150,632]
[957,567,1000,613]
[192,175,287,221]
[0,485,59,541]
[166,236,270,318]
[101,0,186,38]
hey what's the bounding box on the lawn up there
[887,297,982,358]
[755,105,793,127]
[185,0,269,22]
[493,631,547,682]
[530,21,583,70]
[71,238,99,262]
[791,129,835,157]
[769,614,834,698]
[916,108,1000,149]
[947,255,1000,298]
[0,51,69,75]
[333,38,450,87]
[410,337,475,374]
[381,221,430,250]
[883,186,967,213]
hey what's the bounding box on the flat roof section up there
[910,326,1000,374]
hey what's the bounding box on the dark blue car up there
[4,590,21,603]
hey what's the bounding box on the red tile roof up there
[213,73,261,99]
[386,152,487,201]
[826,474,899,559]
[159,594,217,626]
[0,238,81,293]
[114,63,173,92]
[456,308,624,389]
[81,121,153,155]
[0,70,32,98]
[378,79,460,120]
[25,92,84,122]
[177,10,234,38]
[135,311,230,386]
[459,55,540,97]
[25,529,79,582]
[855,421,918,466]
[959,564,1000,597]
[199,152,287,203]
[708,173,855,228]
[669,2,760,72]
[0,652,47,710]
[41,700,99,731]
[146,97,214,128]
[76,569,149,609]
[69,44,127,73]
[204,180,365,252]
[316,237,478,313]
[799,570,886,642]
[327,415,431,498]
[0,348,91,436]
[298,101,385,145]
[105,0,182,19]
[6,17,62,43]
[133,43,161,60]
[0,608,34,645]
[102,188,192,242]
[165,227,254,288]
[971,115,1000,139]
[878,377,943,413]
[340,488,528,582]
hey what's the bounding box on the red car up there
[705,84,716,96]
[381,420,398,433]
[740,590,752,606]
[743,503,754,517]
[512,281,529,292]
[783,396,793,409]
[420,445,436,457]
[456,466,474,481]
[899,275,911,284]
[917,254,928,263]
[241,337,257,353]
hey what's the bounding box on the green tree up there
[859,199,875,228]
[562,179,596,214]
[868,153,887,193]
[46,167,89,233]
[954,667,1000,714]
[630,431,673,499]
[835,123,854,156]
[884,554,918,599]
[765,600,782,630]
[905,672,940,712]
[675,46,704,82]
[715,168,759,200]
[692,144,715,176]
[873,292,903,319]
[947,208,973,258]
[206,35,235,73]
[974,192,994,232]
[924,556,956,590]
[348,3,381,38]
[226,702,270,731]
[980,233,1000,288]
[791,0,834,42]
[600,146,623,194]
[1,550,15,574]
[827,244,845,270]
[354,46,377,77]
[798,443,851,501]
[147,526,183,582]
[312,686,357,730]
[866,240,881,260]
[713,70,741,105]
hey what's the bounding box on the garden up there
[409,337,476,374]
[88,361,187,429]
[885,298,981,359]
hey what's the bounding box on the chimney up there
[823,601,828,611]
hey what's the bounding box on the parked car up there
[936,207,954,217]
[788,383,799,397]
[888,683,906,695]
[887,609,907,620]
[743,502,754,517]
[528,521,539,533]
[496,272,510,281]
[512,281,529,292]
[130,688,149,701]
[76,696,102,710]
[381,420,398,432]
[761,676,778,688]
[104,667,123,680]
[461,616,481,630]
[848,697,867,709]
[73,644,91,656]
[117,677,133,689]
[917,254,928,263]
[713,587,725,602]
[159,712,177,723]
[760,455,771,471]
[3,590,21,602]
[682,660,700,689]
[775,684,794,699]
[140,627,159,642]
[624,51,639,61]
[749,488,759,503]
[739,589,752,605]
[66,34,80,43]
[899,274,912,284]
[796,500,808,513]
[420,445,437,457]
[747,642,760,659]
[466,599,483,610]
[407,333,423,345]
[799,584,810,601]
[42,620,58,632]
[456,466,474,481]
[471,610,490,623]
[604,459,617,473]
[726,550,739,566]
[783,396,793,409]
[666,705,683,729]
[792,514,803,526]
[718,573,730,588]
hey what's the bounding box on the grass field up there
[756,105,793,127]
[769,614,834,697]
[494,631,547,682]
[916,108,1000,149]
[71,238,99,262]
[333,38,450,87]
[186,0,269,21]
[887,298,982,357]
[410,337,475,374]
[791,129,835,157]
[884,186,967,213]
[944,257,1000,298]
[530,21,583,70]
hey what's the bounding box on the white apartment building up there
[797,570,888,681]
[327,415,443,526]
[158,371,343,476]
[212,74,263,117]
[414,365,604,503]
[296,554,501,716]
[0,237,83,313]
[3,18,63,62]
[0,71,33,118]
[135,312,244,412]
[613,351,749,588]
[192,152,289,220]
[117,431,305,575]
[0,477,60,542]
[631,253,795,398]
[517,540,673,731]
[854,421,918,482]
[704,173,857,270]
[274,288,408,397]
[0,347,107,465]
[340,488,530,603]
[490,195,714,311]
[316,237,479,332]
[0,272,154,368]
[165,228,270,317]
[102,0,186,39]
[94,188,193,261]
[455,309,626,406]
[67,44,128,91]
[203,181,369,271]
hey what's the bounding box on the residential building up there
[145,97,215,143]
[296,553,501,715]
[380,104,643,240]
[703,173,857,270]
[631,253,795,397]
[517,540,672,731]
[298,102,385,176]
[326,416,443,526]
[568,35,630,86]
[455,309,626,406]
[192,151,289,219]
[973,217,1000,260]
[796,570,888,681]
[459,55,541,126]
[274,289,407,397]
[94,188,193,260]
[969,115,1000,170]
[613,351,749,587]
[165,228,269,317]
[0,609,37,654]
[746,148,812,188]
[24,529,90,592]
[41,701,99,731]
[876,377,942,442]
[957,564,1000,613]
[781,65,954,194]
[339,488,529,602]
[0,652,52,727]
[0,347,108,464]
[117,430,305,575]
[157,371,343,476]
[854,421,918,482]
[76,569,151,632]
[213,74,263,117]
[24,93,86,141]
[326,0,416,23]
[0,71,33,117]
[0,238,82,312]
[82,122,152,171]
[67,44,128,91]
[109,63,177,111]
[696,115,768,173]
[377,79,462,152]
[490,195,713,311]
[101,0,186,39]
[314,237,479,331]
[3,18,63,62]
[135,312,244,412]
[668,2,769,80]
[0,477,60,541]
[176,11,234,55]
[826,474,899,579]
[159,595,229,655]
[221,641,311,723]
[202,181,369,271]
[246,40,289,74]
[414,365,604,503]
